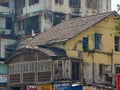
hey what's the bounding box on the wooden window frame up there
[114,36,120,51]
[38,61,51,72]
[94,33,103,50]
[23,62,35,73]
[14,64,21,73]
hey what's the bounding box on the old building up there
[17,11,119,90]
[8,0,111,36]
[6,47,82,90]
[0,1,17,90]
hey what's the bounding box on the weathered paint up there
[65,16,118,65]
[64,15,119,85]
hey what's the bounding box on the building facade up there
[8,0,111,36]
[16,11,118,90]
[6,47,82,90]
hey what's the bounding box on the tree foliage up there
[114,4,120,35]
[117,4,120,12]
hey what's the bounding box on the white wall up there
[23,0,44,15]
[0,17,11,35]
[0,17,5,29]
[0,6,11,14]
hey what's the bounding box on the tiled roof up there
[19,11,118,49]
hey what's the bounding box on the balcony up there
[0,6,12,16]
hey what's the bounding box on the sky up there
[111,0,120,11]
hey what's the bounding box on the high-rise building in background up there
[0,0,112,60]
[8,0,111,36]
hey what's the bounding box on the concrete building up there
[9,0,111,36]
[0,0,17,90]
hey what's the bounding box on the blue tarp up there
[53,82,72,90]
[72,84,82,90]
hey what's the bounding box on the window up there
[9,65,14,74]
[58,61,62,70]
[23,62,35,73]
[29,0,39,5]
[38,61,51,72]
[14,64,21,73]
[45,62,51,71]
[15,0,25,8]
[94,33,102,49]
[114,36,120,51]
[72,62,79,80]
[23,16,40,35]
[15,0,25,15]
[99,64,103,75]
[55,0,64,4]
[53,13,65,26]
[86,0,98,10]
[6,18,12,29]
[23,63,29,72]
[115,64,120,74]
[29,62,35,72]
[69,0,80,8]
[82,37,88,51]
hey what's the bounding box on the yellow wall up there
[38,84,52,90]
[65,15,120,65]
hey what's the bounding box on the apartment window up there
[29,0,39,5]
[115,36,120,51]
[55,0,64,4]
[15,0,25,16]
[69,0,80,8]
[15,0,25,8]
[115,64,120,74]
[72,62,79,80]
[94,33,102,50]
[53,13,65,26]
[23,16,39,35]
[82,37,88,51]
[6,18,12,29]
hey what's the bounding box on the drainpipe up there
[111,49,113,89]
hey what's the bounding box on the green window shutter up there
[94,33,99,49]
[83,37,88,51]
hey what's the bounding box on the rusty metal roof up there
[19,11,118,49]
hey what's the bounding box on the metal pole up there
[111,49,113,90]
